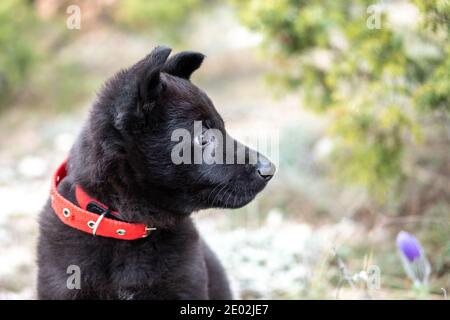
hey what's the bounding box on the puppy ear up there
[163,51,205,80]
[145,45,172,67]
[136,46,172,113]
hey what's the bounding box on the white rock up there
[17,156,47,178]
[54,132,75,152]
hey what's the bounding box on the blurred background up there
[0,0,449,299]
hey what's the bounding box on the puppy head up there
[91,46,275,214]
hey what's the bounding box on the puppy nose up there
[256,155,276,181]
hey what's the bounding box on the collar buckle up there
[88,211,108,236]
[143,226,157,238]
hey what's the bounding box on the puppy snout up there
[256,154,276,181]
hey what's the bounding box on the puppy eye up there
[194,130,212,147]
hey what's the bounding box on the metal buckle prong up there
[143,226,157,237]
[89,211,107,236]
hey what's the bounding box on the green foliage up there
[415,49,450,113]
[0,0,210,113]
[233,0,450,197]
[414,0,450,34]
[0,0,37,110]
[112,0,205,40]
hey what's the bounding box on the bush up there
[233,0,450,198]
[0,0,38,111]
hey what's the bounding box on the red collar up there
[50,160,155,240]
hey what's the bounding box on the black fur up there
[37,46,275,300]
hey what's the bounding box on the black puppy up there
[37,46,275,299]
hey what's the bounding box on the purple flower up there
[396,231,431,286]
[396,231,421,262]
